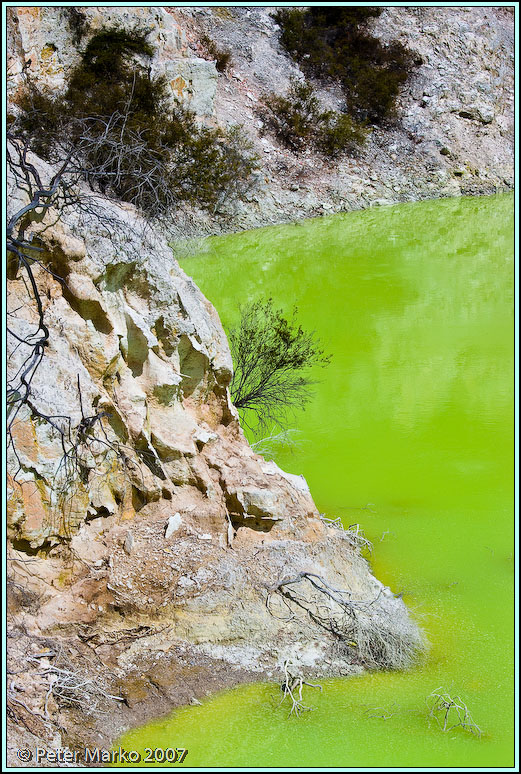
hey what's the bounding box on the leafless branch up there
[265,571,422,669]
[277,660,322,717]
[427,687,482,737]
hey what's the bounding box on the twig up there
[427,687,482,737]
[277,660,322,717]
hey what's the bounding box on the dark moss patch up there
[63,7,88,46]
[15,25,257,219]
[273,7,420,125]
[261,78,367,158]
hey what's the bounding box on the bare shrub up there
[427,687,482,737]
[266,571,424,670]
[277,660,322,717]
[320,516,373,554]
[25,650,124,717]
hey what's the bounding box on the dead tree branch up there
[278,660,322,717]
[265,571,421,670]
[427,687,482,737]
[25,650,124,717]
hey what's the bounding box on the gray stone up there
[123,532,134,556]
[165,513,182,539]
[159,58,218,117]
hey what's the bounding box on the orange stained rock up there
[301,517,327,542]
[10,420,39,463]
[171,76,187,97]
[120,484,135,521]
[17,6,40,19]
[20,479,48,534]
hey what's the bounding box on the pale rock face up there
[7,5,216,117]
[371,6,514,181]
[165,512,182,539]
[7,149,422,683]
[156,57,218,116]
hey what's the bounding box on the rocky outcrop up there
[7,6,217,118]
[6,149,422,760]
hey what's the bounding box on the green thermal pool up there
[117,194,515,767]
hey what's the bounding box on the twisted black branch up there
[6,131,149,533]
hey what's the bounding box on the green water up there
[119,194,515,767]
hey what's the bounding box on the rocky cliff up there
[185,5,514,232]
[8,6,514,236]
[5,4,513,763]
[7,142,422,761]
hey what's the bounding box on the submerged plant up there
[427,688,482,737]
[277,660,322,718]
[364,687,483,737]
[250,427,302,460]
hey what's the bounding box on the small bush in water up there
[229,298,331,433]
